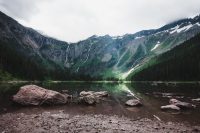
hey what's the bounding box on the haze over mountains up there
[0,11,200,81]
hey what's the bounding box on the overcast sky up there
[1,0,200,42]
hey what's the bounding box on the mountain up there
[0,11,200,80]
[127,33,200,81]
[0,12,71,80]
[42,14,200,79]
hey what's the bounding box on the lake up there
[0,81,200,125]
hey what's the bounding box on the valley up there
[1,11,200,81]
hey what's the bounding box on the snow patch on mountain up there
[169,25,180,34]
[135,36,145,39]
[151,41,161,51]
[154,30,169,35]
[196,22,200,26]
[177,24,193,33]
[170,24,194,34]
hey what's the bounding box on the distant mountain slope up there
[1,11,200,80]
[127,34,200,81]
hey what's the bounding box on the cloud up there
[1,0,200,42]
[0,0,45,21]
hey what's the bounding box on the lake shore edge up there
[1,80,200,84]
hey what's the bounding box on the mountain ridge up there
[0,11,200,80]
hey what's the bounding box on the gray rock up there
[161,105,180,111]
[79,91,108,105]
[13,85,68,105]
[80,91,108,97]
[80,91,94,97]
[125,99,142,107]
[169,99,196,109]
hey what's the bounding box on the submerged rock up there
[13,85,68,105]
[161,105,180,111]
[169,99,196,109]
[125,99,142,107]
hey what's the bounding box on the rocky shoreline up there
[1,84,200,132]
[0,111,200,133]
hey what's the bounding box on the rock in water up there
[169,99,196,109]
[13,85,68,105]
[161,105,180,111]
[125,99,142,107]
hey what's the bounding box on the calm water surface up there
[0,82,200,125]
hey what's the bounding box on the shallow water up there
[0,82,200,125]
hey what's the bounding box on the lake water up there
[0,82,200,125]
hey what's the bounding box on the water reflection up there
[0,82,200,125]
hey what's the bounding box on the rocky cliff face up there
[1,11,200,80]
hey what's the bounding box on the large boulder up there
[169,99,196,109]
[161,105,180,111]
[13,85,68,105]
[125,99,142,107]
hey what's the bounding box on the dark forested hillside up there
[0,40,69,80]
[0,39,98,81]
[129,34,200,81]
